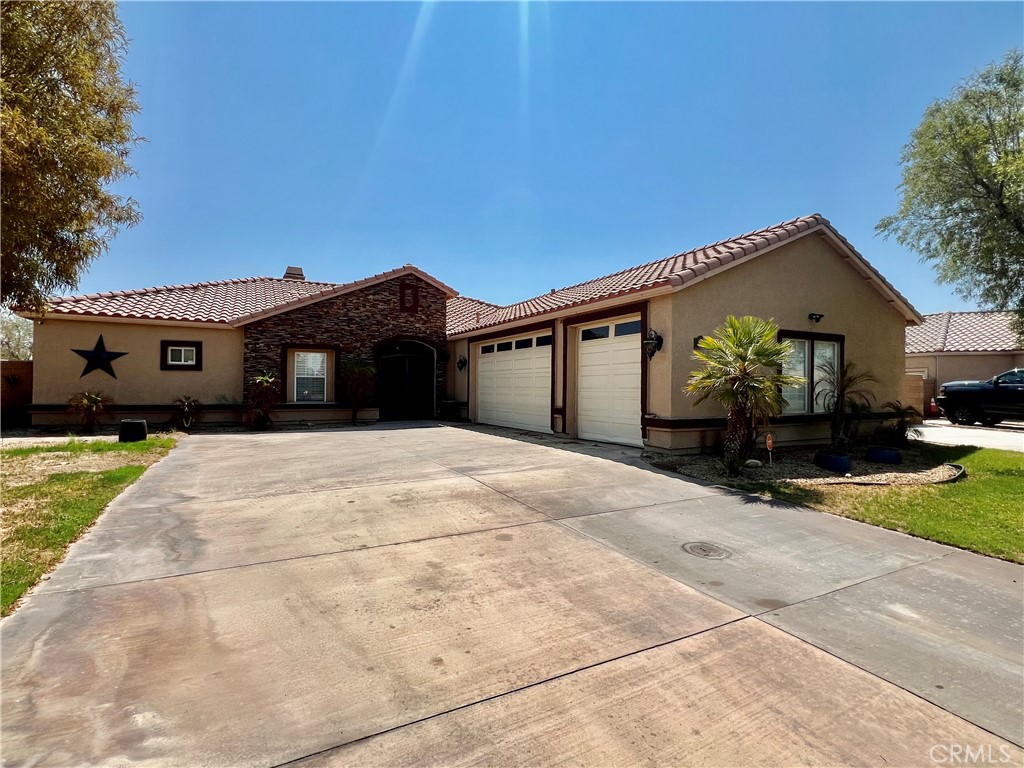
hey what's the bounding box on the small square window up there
[160,340,203,371]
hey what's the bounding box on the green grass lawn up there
[1,437,175,615]
[730,445,1023,563]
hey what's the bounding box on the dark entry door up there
[377,341,435,420]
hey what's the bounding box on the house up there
[23,214,921,450]
[27,265,456,426]
[905,311,1024,412]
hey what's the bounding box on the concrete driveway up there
[915,419,1024,452]
[2,425,1021,767]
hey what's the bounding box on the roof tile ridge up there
[489,214,825,313]
[939,312,952,351]
[453,295,502,309]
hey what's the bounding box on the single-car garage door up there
[477,332,552,432]
[577,318,642,446]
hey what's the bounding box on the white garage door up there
[577,318,643,446]
[477,332,552,433]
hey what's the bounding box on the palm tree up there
[687,316,805,476]
[814,359,878,449]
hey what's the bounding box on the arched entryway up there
[375,339,436,420]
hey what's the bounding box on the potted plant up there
[338,358,376,425]
[686,315,805,476]
[867,400,923,463]
[245,372,279,430]
[812,360,877,473]
[67,391,113,433]
[172,395,202,432]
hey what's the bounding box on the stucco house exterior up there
[905,311,1024,410]
[23,214,921,450]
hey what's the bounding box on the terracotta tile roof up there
[45,276,341,325]
[906,311,1022,353]
[448,214,920,335]
[446,296,500,336]
[42,265,457,326]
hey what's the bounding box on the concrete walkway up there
[2,425,1021,767]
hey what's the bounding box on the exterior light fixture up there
[808,313,825,323]
[642,330,664,360]
[456,355,468,372]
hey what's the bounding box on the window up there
[295,351,328,402]
[536,335,552,347]
[496,341,513,352]
[481,344,495,354]
[581,326,609,341]
[996,369,1024,385]
[168,347,195,365]
[160,340,202,371]
[780,333,842,415]
[515,338,533,349]
[614,320,641,336]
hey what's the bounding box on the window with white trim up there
[294,351,328,402]
[780,334,841,415]
[167,346,196,365]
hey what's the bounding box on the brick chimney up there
[282,266,305,281]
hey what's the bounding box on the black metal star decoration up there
[72,335,128,379]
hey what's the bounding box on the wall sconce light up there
[456,355,468,372]
[808,313,825,324]
[642,330,664,360]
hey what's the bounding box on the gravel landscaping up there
[647,444,960,487]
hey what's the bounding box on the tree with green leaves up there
[686,315,805,476]
[877,50,1024,339]
[0,310,33,360]
[1,0,142,311]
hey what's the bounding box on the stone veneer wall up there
[242,276,448,405]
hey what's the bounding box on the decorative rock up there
[744,459,763,468]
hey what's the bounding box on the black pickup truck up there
[935,368,1024,426]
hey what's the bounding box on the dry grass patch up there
[1,437,176,615]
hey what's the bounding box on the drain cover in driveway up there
[682,541,732,560]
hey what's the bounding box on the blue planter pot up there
[814,450,851,473]
[866,446,903,465]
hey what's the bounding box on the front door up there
[377,341,435,420]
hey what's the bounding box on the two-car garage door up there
[475,317,642,446]
[476,332,553,432]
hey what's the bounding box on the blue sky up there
[90,1,1022,314]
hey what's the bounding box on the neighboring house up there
[23,214,921,450]
[905,311,1024,410]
